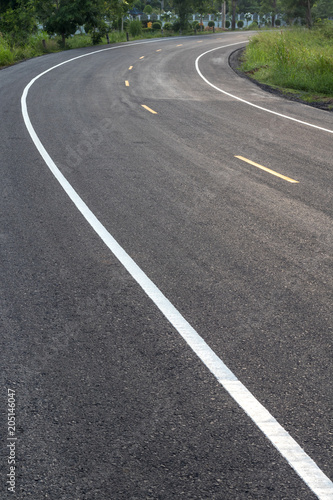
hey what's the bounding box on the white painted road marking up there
[195,45,333,135]
[21,41,333,499]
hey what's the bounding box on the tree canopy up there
[33,0,107,44]
[0,0,332,45]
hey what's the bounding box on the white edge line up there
[195,44,333,135]
[21,42,333,499]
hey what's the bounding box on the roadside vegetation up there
[1,0,333,97]
[240,21,333,106]
[0,27,223,68]
[0,30,129,67]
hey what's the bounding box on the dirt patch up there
[229,47,333,112]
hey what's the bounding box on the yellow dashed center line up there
[235,156,299,183]
[128,66,133,70]
[139,56,145,59]
[156,49,162,52]
[125,80,129,87]
[197,40,203,43]
[141,105,158,115]
[177,44,183,47]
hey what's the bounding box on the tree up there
[312,0,333,20]
[105,0,135,31]
[281,0,315,27]
[0,0,37,44]
[231,0,237,29]
[260,0,277,26]
[171,0,192,29]
[35,0,106,45]
[193,0,211,29]
[236,0,260,12]
[0,0,19,14]
[143,4,153,14]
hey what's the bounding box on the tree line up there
[0,0,332,45]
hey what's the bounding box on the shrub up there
[86,21,108,45]
[208,21,215,27]
[0,36,14,66]
[317,19,333,39]
[237,20,244,28]
[152,22,161,30]
[172,20,181,31]
[247,21,258,30]
[163,22,172,31]
[226,20,230,28]
[143,5,153,15]
[128,19,142,37]
[275,19,281,27]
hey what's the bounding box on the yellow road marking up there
[235,156,299,183]
[156,49,162,52]
[128,66,133,70]
[139,56,145,59]
[197,40,203,43]
[177,44,183,46]
[141,105,158,115]
[125,80,129,87]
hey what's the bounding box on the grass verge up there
[240,24,333,109]
[0,31,128,68]
[0,28,225,69]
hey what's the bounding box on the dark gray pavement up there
[1,33,332,499]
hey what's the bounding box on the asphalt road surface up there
[1,32,332,499]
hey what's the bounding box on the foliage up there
[143,4,153,15]
[226,20,231,27]
[163,22,173,30]
[0,35,14,65]
[246,20,258,28]
[314,18,333,38]
[241,29,333,95]
[237,20,244,27]
[0,0,19,14]
[193,0,211,26]
[172,20,182,31]
[128,19,142,36]
[0,0,37,45]
[259,0,277,26]
[34,0,107,45]
[312,0,333,20]
[172,0,191,29]
[237,0,260,12]
[152,21,162,29]
[88,22,108,44]
[281,0,315,27]
[105,0,134,31]
[208,20,215,27]
[0,30,58,66]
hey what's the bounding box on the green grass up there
[0,31,133,68]
[240,24,333,100]
[0,27,226,69]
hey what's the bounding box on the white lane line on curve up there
[21,42,333,500]
[195,45,333,135]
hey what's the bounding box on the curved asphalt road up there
[1,32,332,499]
